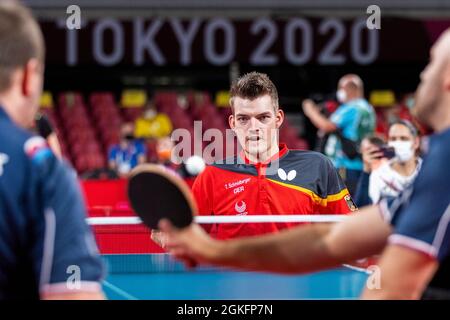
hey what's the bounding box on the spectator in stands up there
[151,136,205,177]
[368,120,422,203]
[354,120,421,206]
[134,102,173,139]
[108,123,146,177]
[302,74,376,195]
[154,136,178,170]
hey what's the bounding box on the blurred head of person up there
[336,74,364,104]
[156,136,174,164]
[229,72,284,163]
[0,0,45,129]
[143,102,157,120]
[414,28,450,132]
[119,122,135,148]
[177,94,188,110]
[387,120,420,164]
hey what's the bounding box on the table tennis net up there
[88,215,348,274]
[89,219,229,274]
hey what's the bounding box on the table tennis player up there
[0,0,104,300]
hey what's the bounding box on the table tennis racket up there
[127,164,197,230]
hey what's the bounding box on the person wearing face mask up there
[134,102,173,139]
[155,136,173,165]
[108,122,147,177]
[368,120,422,204]
[302,74,376,195]
[154,135,183,173]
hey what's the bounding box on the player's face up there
[229,95,284,160]
[414,31,450,126]
[120,124,134,146]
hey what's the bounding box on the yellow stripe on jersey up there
[267,178,349,207]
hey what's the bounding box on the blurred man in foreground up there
[0,0,105,299]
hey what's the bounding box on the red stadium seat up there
[58,92,84,108]
[90,92,115,107]
[154,92,178,108]
[122,107,143,122]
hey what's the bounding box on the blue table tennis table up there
[101,254,368,300]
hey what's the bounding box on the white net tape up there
[86,215,348,225]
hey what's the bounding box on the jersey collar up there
[239,143,289,166]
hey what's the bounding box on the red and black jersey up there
[192,144,357,239]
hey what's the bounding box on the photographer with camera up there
[302,74,376,195]
[355,120,422,205]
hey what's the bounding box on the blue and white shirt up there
[325,98,375,171]
[0,107,104,299]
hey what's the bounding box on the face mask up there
[123,134,134,141]
[157,149,171,161]
[336,89,347,103]
[388,141,414,162]
[144,109,157,119]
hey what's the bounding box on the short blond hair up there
[0,0,45,92]
[229,72,279,114]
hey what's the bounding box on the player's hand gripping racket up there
[127,164,199,268]
[127,164,197,230]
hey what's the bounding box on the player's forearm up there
[209,206,390,273]
[210,224,341,274]
[325,205,390,262]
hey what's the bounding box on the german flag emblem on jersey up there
[344,194,358,212]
